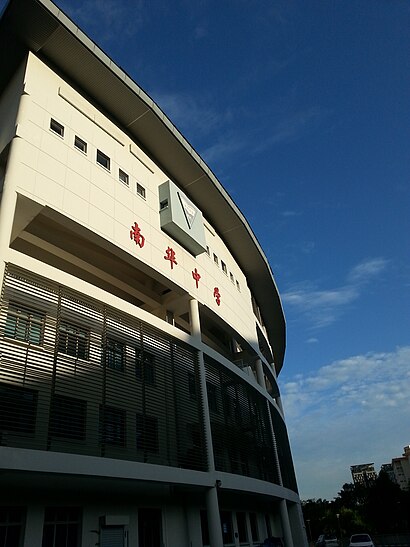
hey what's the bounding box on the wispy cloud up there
[282,257,388,329]
[281,346,410,499]
[58,0,144,42]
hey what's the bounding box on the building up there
[392,446,410,491]
[350,464,377,487]
[0,0,307,546]
[380,463,396,484]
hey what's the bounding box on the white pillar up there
[255,358,266,389]
[190,299,224,547]
[280,500,294,547]
[206,486,223,547]
[23,505,44,547]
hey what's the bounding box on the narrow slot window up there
[50,118,64,137]
[206,246,210,256]
[236,280,241,292]
[221,261,227,275]
[96,149,110,171]
[119,169,129,186]
[136,182,146,199]
[74,135,87,153]
[230,272,235,283]
[213,253,219,266]
[160,199,168,210]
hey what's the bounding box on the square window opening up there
[119,169,129,186]
[137,183,146,199]
[74,135,87,153]
[50,118,64,137]
[96,149,110,171]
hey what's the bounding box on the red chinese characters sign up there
[130,222,145,248]
[164,247,177,269]
[213,287,221,306]
[192,268,201,288]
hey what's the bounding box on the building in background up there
[0,0,307,545]
[392,446,410,491]
[350,464,377,487]
[380,463,396,484]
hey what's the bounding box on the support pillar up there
[279,500,294,547]
[190,298,224,547]
[206,486,224,547]
[255,358,266,389]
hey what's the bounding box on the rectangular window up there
[213,253,219,266]
[236,512,248,542]
[106,339,125,371]
[221,261,227,275]
[136,414,159,453]
[200,511,210,546]
[0,507,25,547]
[159,199,168,210]
[0,383,37,434]
[100,406,126,447]
[42,507,81,547]
[74,135,87,153]
[249,513,259,541]
[5,302,45,345]
[206,383,218,413]
[230,272,235,283]
[188,372,197,400]
[135,349,155,385]
[119,169,129,186]
[236,280,241,292]
[96,149,110,170]
[136,182,146,199]
[50,395,86,441]
[206,245,210,256]
[58,322,89,359]
[220,512,233,544]
[50,118,64,137]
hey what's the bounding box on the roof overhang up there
[0,0,286,372]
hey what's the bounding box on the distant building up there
[392,446,410,490]
[351,463,377,487]
[380,463,396,483]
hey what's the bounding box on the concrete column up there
[255,358,266,389]
[23,505,44,547]
[206,486,223,547]
[190,299,224,547]
[0,139,19,289]
[279,500,294,547]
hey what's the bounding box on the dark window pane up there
[249,512,259,541]
[58,322,89,359]
[100,406,126,447]
[5,303,44,345]
[135,350,155,384]
[106,339,125,371]
[50,395,87,440]
[236,512,247,542]
[0,383,37,433]
[136,414,158,453]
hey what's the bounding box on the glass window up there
[136,414,158,453]
[249,513,259,541]
[50,395,86,441]
[74,135,87,153]
[213,253,219,266]
[50,118,64,137]
[58,322,89,359]
[220,511,233,544]
[42,507,81,547]
[106,339,125,371]
[100,406,126,447]
[206,245,210,256]
[236,280,241,291]
[0,383,37,434]
[96,149,110,170]
[221,261,227,274]
[230,272,234,283]
[0,507,25,547]
[135,349,155,385]
[236,512,248,542]
[200,510,209,546]
[5,303,45,345]
[119,169,129,186]
[136,183,146,199]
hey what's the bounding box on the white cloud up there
[281,346,410,499]
[282,257,388,329]
[306,337,318,344]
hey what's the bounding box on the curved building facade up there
[0,1,307,545]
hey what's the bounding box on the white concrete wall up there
[9,52,265,357]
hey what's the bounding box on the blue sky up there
[12,0,410,500]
